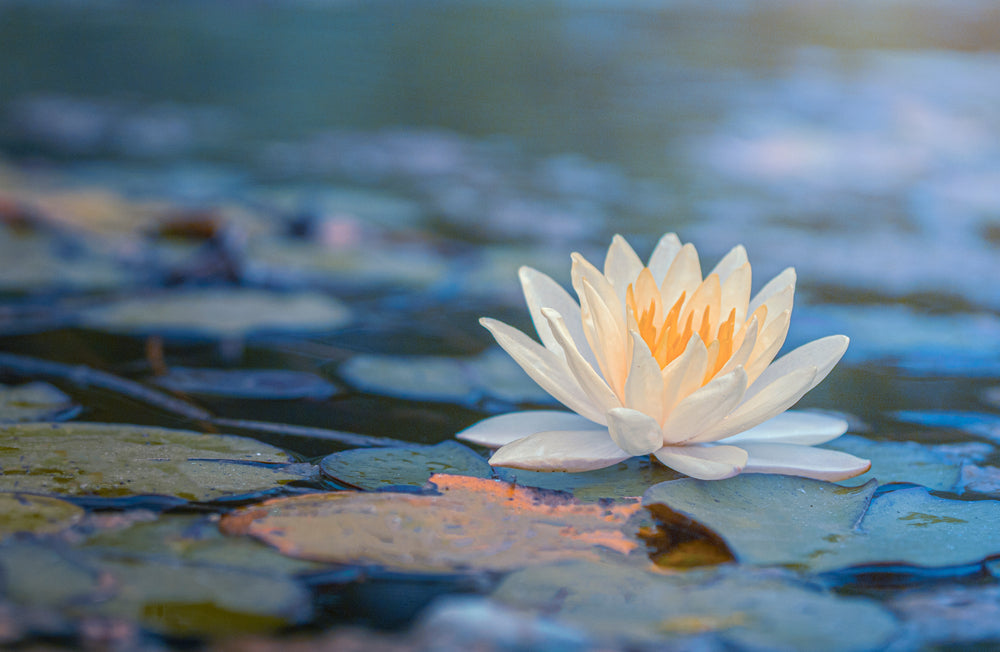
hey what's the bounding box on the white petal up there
[489,429,630,471]
[715,316,758,379]
[709,245,748,283]
[603,234,645,307]
[744,308,791,384]
[745,335,849,402]
[624,331,665,423]
[481,318,606,424]
[693,365,818,442]
[456,410,603,448]
[571,253,623,329]
[607,407,664,456]
[580,279,630,398]
[748,267,796,316]
[720,261,751,325]
[660,243,702,308]
[740,442,871,481]
[720,411,849,445]
[661,335,708,414]
[653,444,748,480]
[519,266,600,372]
[664,367,748,444]
[542,308,622,413]
[647,233,682,284]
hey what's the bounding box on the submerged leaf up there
[220,474,643,573]
[319,441,491,490]
[0,422,299,501]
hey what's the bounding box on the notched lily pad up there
[493,560,898,652]
[0,492,84,539]
[0,422,300,501]
[645,475,1000,573]
[81,288,351,338]
[0,381,80,423]
[338,348,553,405]
[319,441,491,490]
[220,474,643,573]
[152,367,339,400]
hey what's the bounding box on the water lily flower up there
[457,234,870,481]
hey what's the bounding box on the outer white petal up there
[481,317,606,424]
[664,367,749,444]
[607,407,664,456]
[748,267,796,316]
[709,245,749,283]
[624,331,665,423]
[542,308,622,413]
[653,444,748,480]
[719,261,751,325]
[745,335,850,402]
[647,233,682,284]
[571,253,623,329]
[519,266,600,372]
[720,411,849,446]
[693,365,818,443]
[489,429,630,471]
[744,309,791,384]
[580,279,630,398]
[740,442,872,481]
[456,410,603,448]
[603,234,645,307]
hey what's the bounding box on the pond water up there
[2,1,1000,649]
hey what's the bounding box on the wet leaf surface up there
[496,457,683,501]
[319,441,492,490]
[0,382,79,423]
[220,474,643,572]
[0,492,84,538]
[0,422,299,500]
[493,560,898,651]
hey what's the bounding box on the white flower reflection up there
[457,234,870,481]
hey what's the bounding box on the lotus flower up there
[457,234,870,481]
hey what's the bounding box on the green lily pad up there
[0,382,79,423]
[81,288,351,338]
[0,540,310,637]
[0,229,129,293]
[319,441,491,490]
[339,348,553,405]
[81,513,326,576]
[0,492,84,539]
[826,434,992,491]
[0,422,299,501]
[493,560,898,651]
[496,457,683,502]
[644,475,1000,572]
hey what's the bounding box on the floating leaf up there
[496,457,683,502]
[0,492,84,539]
[220,474,643,573]
[319,441,491,490]
[0,541,310,637]
[0,382,79,423]
[0,422,299,501]
[645,475,1000,572]
[892,410,1000,441]
[0,229,130,293]
[152,367,339,400]
[493,560,898,651]
[339,347,552,405]
[825,434,991,491]
[888,584,1000,649]
[81,288,351,338]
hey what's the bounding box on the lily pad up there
[152,367,339,400]
[496,457,683,502]
[644,475,1000,572]
[220,474,643,573]
[825,434,992,491]
[0,540,310,637]
[888,584,1000,649]
[319,441,491,490]
[0,229,130,293]
[892,410,1000,442]
[493,560,898,651]
[0,492,84,539]
[81,288,351,338]
[339,347,552,405]
[0,422,300,501]
[0,382,80,423]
